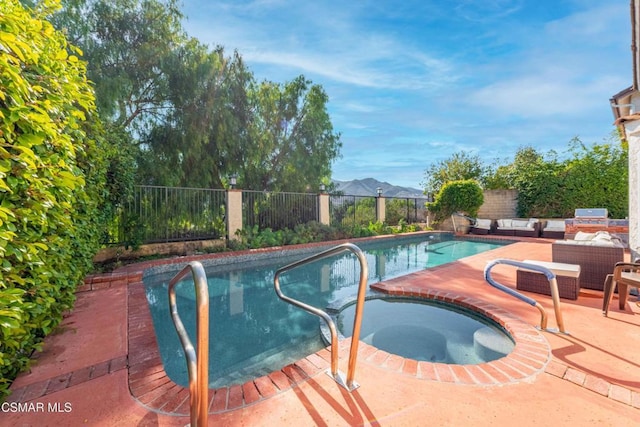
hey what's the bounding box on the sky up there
[180,0,631,189]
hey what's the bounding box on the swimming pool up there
[143,234,512,388]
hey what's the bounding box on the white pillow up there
[593,232,612,242]
[574,231,595,241]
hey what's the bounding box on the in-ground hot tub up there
[333,296,515,364]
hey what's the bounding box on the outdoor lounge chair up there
[469,218,494,235]
[602,262,640,316]
[541,219,566,239]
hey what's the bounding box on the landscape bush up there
[232,220,424,250]
[426,179,484,222]
[0,0,105,399]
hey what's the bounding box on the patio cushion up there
[557,231,626,248]
[512,219,530,228]
[475,219,492,229]
[497,219,512,228]
[545,220,565,231]
[574,231,596,241]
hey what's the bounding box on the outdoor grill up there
[565,208,629,246]
[573,208,608,219]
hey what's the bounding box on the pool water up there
[336,298,514,364]
[143,235,511,388]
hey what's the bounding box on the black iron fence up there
[329,195,376,226]
[385,196,430,224]
[107,186,431,245]
[242,190,318,231]
[108,185,227,245]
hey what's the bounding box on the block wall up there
[477,189,518,219]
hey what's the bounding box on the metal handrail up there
[168,261,209,426]
[484,259,567,334]
[274,243,369,391]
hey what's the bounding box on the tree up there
[0,0,106,397]
[137,44,254,188]
[422,151,487,196]
[498,146,565,217]
[244,76,342,192]
[55,0,187,132]
[53,1,342,192]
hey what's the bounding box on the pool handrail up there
[484,259,567,334]
[168,261,209,426]
[274,242,369,391]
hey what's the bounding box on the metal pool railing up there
[484,259,567,334]
[273,243,369,391]
[168,261,210,426]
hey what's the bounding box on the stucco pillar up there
[226,189,243,241]
[376,196,386,223]
[624,119,640,261]
[318,193,330,225]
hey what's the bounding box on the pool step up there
[473,326,513,361]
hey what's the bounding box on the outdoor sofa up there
[541,219,566,239]
[494,218,541,237]
[551,231,625,291]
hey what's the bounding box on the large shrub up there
[560,139,628,218]
[0,0,104,398]
[427,179,484,221]
[492,141,628,218]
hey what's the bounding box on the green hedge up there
[0,0,105,399]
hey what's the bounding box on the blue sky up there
[181,1,631,189]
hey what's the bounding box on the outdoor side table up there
[516,259,581,300]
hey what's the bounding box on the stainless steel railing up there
[484,259,567,334]
[168,261,209,426]
[274,243,368,391]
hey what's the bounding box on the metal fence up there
[110,185,227,245]
[243,190,318,231]
[108,186,431,246]
[329,195,376,226]
[385,196,431,224]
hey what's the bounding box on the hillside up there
[331,178,425,198]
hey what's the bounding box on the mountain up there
[331,178,425,198]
